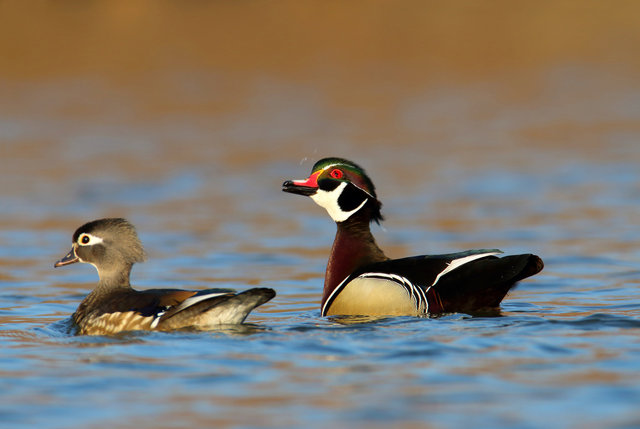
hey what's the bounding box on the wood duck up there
[282,157,543,317]
[54,218,275,335]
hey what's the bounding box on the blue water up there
[2,68,640,429]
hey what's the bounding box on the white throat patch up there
[310,182,367,222]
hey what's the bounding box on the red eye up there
[329,169,344,179]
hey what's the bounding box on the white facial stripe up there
[310,182,367,222]
[77,233,104,246]
[319,163,341,171]
[318,164,376,199]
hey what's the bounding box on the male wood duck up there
[282,157,543,317]
[54,218,275,335]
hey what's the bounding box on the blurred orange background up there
[2,1,639,81]
[1,1,639,232]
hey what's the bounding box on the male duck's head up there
[283,157,383,224]
[55,218,146,281]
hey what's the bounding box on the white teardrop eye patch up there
[77,233,104,246]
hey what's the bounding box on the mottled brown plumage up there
[55,218,275,335]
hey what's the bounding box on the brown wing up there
[73,287,274,335]
[73,288,198,335]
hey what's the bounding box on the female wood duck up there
[54,218,275,335]
[283,157,543,317]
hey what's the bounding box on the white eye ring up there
[77,233,104,246]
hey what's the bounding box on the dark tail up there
[434,254,543,314]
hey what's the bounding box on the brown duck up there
[55,218,275,335]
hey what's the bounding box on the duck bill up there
[282,171,321,196]
[54,247,79,268]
